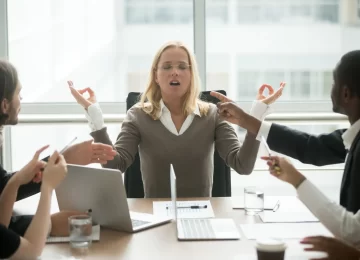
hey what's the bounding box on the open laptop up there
[170,164,240,240]
[56,164,172,232]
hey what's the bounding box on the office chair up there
[124,90,231,198]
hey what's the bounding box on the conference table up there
[13,196,326,260]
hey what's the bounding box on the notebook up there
[46,225,100,243]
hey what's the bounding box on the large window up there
[7,0,193,103]
[237,0,339,24]
[3,0,360,195]
[236,70,329,101]
[126,0,193,24]
[206,0,356,103]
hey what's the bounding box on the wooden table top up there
[13,196,322,259]
[40,197,261,260]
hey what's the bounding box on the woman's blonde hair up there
[139,41,210,120]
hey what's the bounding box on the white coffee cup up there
[256,238,287,260]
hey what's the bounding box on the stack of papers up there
[46,225,100,243]
[259,211,319,223]
[152,200,214,218]
[232,196,310,213]
[239,223,331,240]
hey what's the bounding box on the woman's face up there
[155,47,192,101]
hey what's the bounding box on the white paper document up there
[46,225,100,243]
[232,196,310,213]
[152,200,214,219]
[239,223,332,240]
[259,211,319,223]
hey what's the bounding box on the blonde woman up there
[69,41,283,198]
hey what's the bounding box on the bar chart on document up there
[152,200,215,218]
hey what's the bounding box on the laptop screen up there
[170,164,178,221]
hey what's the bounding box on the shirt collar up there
[158,99,201,117]
[342,118,360,150]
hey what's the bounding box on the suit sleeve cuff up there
[297,178,310,195]
[85,103,105,131]
[256,121,273,141]
[249,100,273,120]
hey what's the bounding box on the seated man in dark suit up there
[262,155,360,246]
[211,50,360,243]
[0,59,117,236]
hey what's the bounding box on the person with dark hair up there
[211,50,360,246]
[0,59,117,236]
[0,59,20,125]
[0,149,67,259]
[261,155,360,247]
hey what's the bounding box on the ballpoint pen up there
[261,136,281,174]
[178,205,208,209]
[166,205,208,209]
[272,200,281,212]
[59,137,78,154]
[39,137,78,172]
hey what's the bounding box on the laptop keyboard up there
[180,219,215,239]
[131,219,150,227]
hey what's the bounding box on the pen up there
[39,137,78,172]
[59,137,78,154]
[272,200,280,212]
[87,208,92,217]
[166,205,208,209]
[261,136,281,174]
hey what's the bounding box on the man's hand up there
[12,145,49,186]
[210,91,244,125]
[210,91,261,134]
[209,91,233,103]
[300,236,360,260]
[256,82,286,105]
[261,156,306,188]
[68,80,97,110]
[62,139,116,165]
[216,102,247,126]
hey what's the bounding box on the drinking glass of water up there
[244,186,264,215]
[69,215,92,249]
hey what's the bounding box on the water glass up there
[69,215,92,249]
[244,186,264,215]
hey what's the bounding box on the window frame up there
[1,0,9,168]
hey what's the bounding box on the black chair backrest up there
[124,91,231,198]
